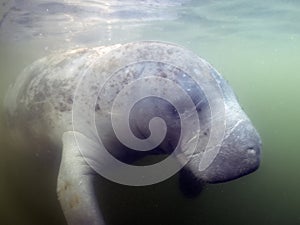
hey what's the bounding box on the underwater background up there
[0,0,299,224]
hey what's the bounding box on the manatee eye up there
[170,106,180,117]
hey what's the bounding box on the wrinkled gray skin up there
[4,41,261,225]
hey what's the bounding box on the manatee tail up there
[57,131,105,225]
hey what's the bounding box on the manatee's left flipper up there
[179,167,206,198]
[57,131,105,225]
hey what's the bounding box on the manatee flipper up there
[57,131,105,225]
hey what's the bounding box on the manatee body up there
[4,41,261,225]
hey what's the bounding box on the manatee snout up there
[204,118,262,183]
[179,105,261,197]
[185,85,262,184]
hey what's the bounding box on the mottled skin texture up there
[4,41,261,225]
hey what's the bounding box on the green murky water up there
[0,0,299,224]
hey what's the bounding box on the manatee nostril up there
[247,145,261,169]
[246,143,261,153]
[246,148,256,156]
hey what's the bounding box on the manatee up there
[4,41,261,225]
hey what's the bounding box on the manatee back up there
[4,47,109,149]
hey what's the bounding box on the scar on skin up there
[69,194,80,209]
[58,181,81,208]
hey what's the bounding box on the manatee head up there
[121,60,262,187]
[180,69,262,184]
[118,62,261,186]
